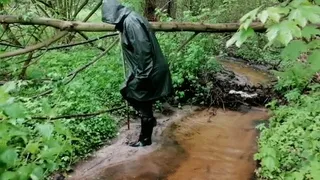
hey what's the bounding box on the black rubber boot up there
[129,117,154,147]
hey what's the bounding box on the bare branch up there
[47,33,118,50]
[176,32,199,52]
[0,31,68,59]
[32,105,126,120]
[0,15,269,32]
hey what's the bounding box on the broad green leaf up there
[291,171,304,180]
[0,88,10,105]
[302,26,320,40]
[26,142,40,154]
[290,0,311,7]
[281,40,307,61]
[235,28,255,47]
[308,50,320,71]
[226,32,240,48]
[310,161,320,179]
[262,156,279,170]
[0,171,17,180]
[2,103,26,119]
[40,147,61,159]
[2,82,16,93]
[289,8,308,27]
[0,149,18,167]
[36,123,54,139]
[240,6,261,23]
[258,10,269,24]
[30,166,44,180]
[266,24,280,43]
[316,0,320,5]
[308,40,320,50]
[17,165,33,180]
[299,6,320,24]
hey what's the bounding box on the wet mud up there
[68,108,269,180]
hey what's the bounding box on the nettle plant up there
[0,82,75,180]
[227,0,320,179]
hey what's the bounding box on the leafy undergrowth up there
[255,87,320,179]
[226,0,320,179]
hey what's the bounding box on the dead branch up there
[33,105,126,120]
[47,33,118,50]
[176,32,199,52]
[19,52,34,79]
[0,15,267,32]
[0,31,69,59]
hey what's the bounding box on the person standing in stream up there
[101,0,173,147]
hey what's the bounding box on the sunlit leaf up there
[235,28,255,47]
[258,10,269,24]
[226,32,240,48]
[26,142,40,154]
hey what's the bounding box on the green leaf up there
[240,6,261,23]
[30,166,44,180]
[17,165,33,180]
[308,50,320,71]
[226,32,240,48]
[2,82,16,93]
[262,156,279,171]
[279,30,293,46]
[258,10,269,24]
[302,26,320,40]
[235,28,255,47]
[308,40,320,50]
[291,171,304,180]
[281,40,307,61]
[0,171,17,180]
[36,123,54,139]
[26,142,40,154]
[299,6,320,24]
[2,103,26,119]
[0,149,18,167]
[266,24,280,43]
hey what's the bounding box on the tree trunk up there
[0,15,268,33]
[144,0,157,21]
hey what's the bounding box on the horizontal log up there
[0,15,266,32]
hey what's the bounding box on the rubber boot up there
[129,117,154,147]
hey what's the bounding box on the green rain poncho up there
[102,0,173,102]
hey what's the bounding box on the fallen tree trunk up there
[0,15,266,32]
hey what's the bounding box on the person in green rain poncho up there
[102,0,173,147]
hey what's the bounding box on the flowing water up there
[68,59,271,180]
[80,108,269,180]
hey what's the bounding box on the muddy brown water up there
[218,59,273,86]
[68,59,272,180]
[72,108,269,180]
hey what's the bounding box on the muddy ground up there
[65,58,274,180]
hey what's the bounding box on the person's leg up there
[128,100,156,147]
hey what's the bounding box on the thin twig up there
[32,106,126,120]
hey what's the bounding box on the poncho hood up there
[101,0,132,25]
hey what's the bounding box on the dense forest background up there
[0,0,319,179]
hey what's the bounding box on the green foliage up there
[228,0,320,179]
[0,83,75,180]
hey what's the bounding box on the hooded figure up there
[102,0,173,147]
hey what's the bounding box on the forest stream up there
[68,59,272,180]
